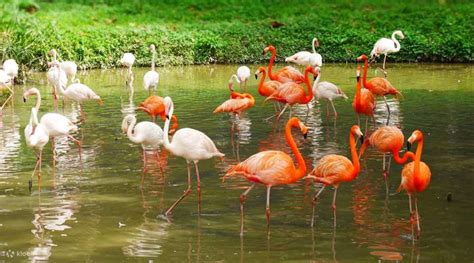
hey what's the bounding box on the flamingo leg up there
[266,104,288,121]
[408,193,415,225]
[311,185,326,227]
[382,54,388,77]
[51,138,56,167]
[383,96,391,120]
[67,134,82,164]
[329,100,338,119]
[357,114,360,127]
[266,186,272,232]
[383,153,389,197]
[29,153,41,192]
[142,149,148,175]
[365,117,369,134]
[326,102,330,119]
[332,188,338,228]
[165,162,192,217]
[415,196,421,238]
[306,103,310,116]
[240,183,255,236]
[194,161,202,215]
[154,150,164,175]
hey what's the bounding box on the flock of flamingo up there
[0,30,431,238]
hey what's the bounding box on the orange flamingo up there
[357,54,402,116]
[255,66,282,112]
[398,130,431,238]
[265,66,318,119]
[263,45,305,84]
[223,117,308,235]
[213,79,255,116]
[138,95,178,134]
[305,125,364,228]
[352,66,376,133]
[359,126,415,194]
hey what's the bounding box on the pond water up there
[0,64,473,262]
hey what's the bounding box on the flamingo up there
[162,96,225,217]
[3,59,18,83]
[0,69,13,110]
[263,45,305,84]
[352,66,375,133]
[254,66,282,112]
[398,130,431,238]
[213,78,255,116]
[305,125,364,227]
[120,52,135,85]
[357,54,402,116]
[50,62,102,119]
[370,30,405,76]
[121,114,164,174]
[137,95,179,134]
[265,66,318,119]
[285,38,323,67]
[143,44,159,96]
[23,88,82,165]
[46,51,67,108]
[312,69,348,119]
[236,66,251,90]
[223,117,308,235]
[358,126,415,194]
[49,49,77,83]
[24,107,49,192]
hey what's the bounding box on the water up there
[0,64,473,262]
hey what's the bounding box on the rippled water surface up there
[0,64,473,262]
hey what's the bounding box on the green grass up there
[0,0,472,72]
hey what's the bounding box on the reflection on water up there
[0,64,472,262]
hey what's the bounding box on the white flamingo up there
[24,107,49,192]
[370,30,405,76]
[3,59,18,82]
[285,38,323,67]
[312,68,348,119]
[120,52,135,85]
[143,44,159,96]
[236,66,250,89]
[121,114,164,174]
[47,51,67,106]
[49,49,77,83]
[161,96,224,217]
[23,88,82,165]
[51,61,102,118]
[0,69,13,110]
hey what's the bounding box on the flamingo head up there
[312,66,321,80]
[48,49,57,57]
[228,79,235,92]
[407,130,423,151]
[285,55,297,63]
[351,125,364,144]
[290,117,309,139]
[356,66,361,80]
[262,45,275,55]
[394,30,405,39]
[163,96,173,119]
[356,54,368,63]
[149,44,156,52]
[254,67,265,79]
[121,115,134,134]
[23,87,40,102]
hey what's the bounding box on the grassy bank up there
[0,0,472,71]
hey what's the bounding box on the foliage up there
[0,0,472,71]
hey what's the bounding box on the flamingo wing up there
[172,128,223,160]
[213,98,251,114]
[369,126,404,153]
[311,155,353,185]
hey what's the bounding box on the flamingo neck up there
[303,69,314,103]
[312,71,321,95]
[126,116,141,144]
[32,108,40,126]
[349,131,360,179]
[171,115,178,132]
[414,134,424,178]
[33,90,41,111]
[312,38,317,54]
[267,49,276,80]
[56,66,66,95]
[392,149,415,164]
[391,32,401,52]
[151,51,156,71]
[285,119,306,179]
[163,103,174,150]
[355,77,362,108]
[361,58,369,88]
[258,70,266,95]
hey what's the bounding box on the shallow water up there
[0,63,473,262]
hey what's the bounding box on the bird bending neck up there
[349,131,361,179]
[285,119,306,179]
[267,49,277,81]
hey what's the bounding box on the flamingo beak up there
[166,115,170,120]
[303,132,308,139]
[406,141,412,151]
[97,99,104,106]
[255,74,258,79]
[359,135,364,145]
[23,97,26,103]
